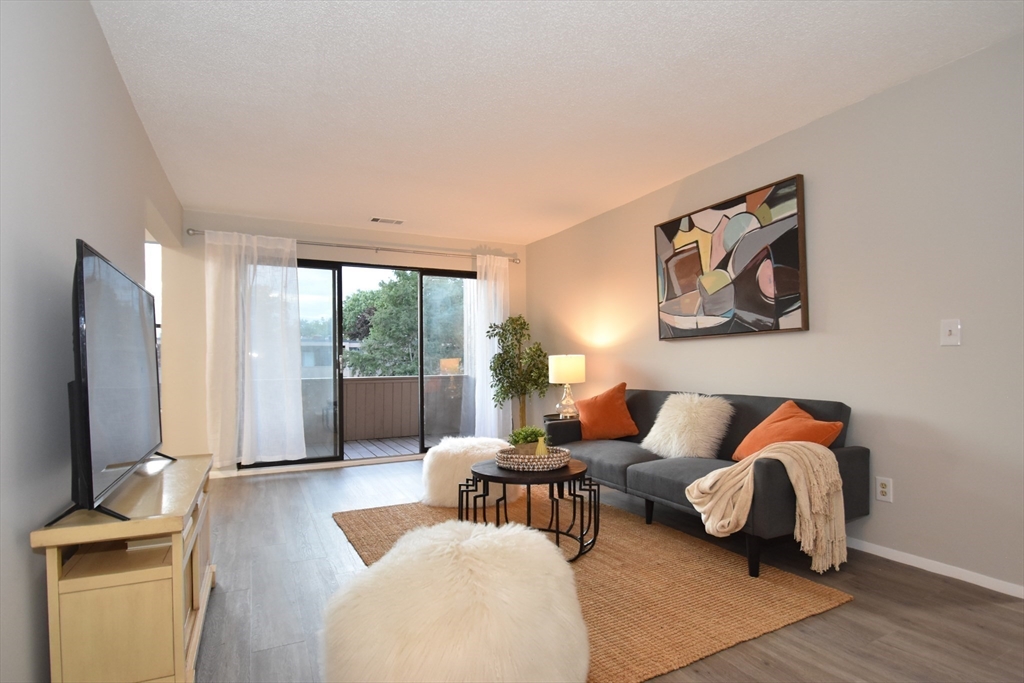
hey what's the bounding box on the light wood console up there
[30,454,215,683]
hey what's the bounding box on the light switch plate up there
[940,319,961,346]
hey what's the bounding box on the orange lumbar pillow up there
[732,400,843,461]
[577,382,640,441]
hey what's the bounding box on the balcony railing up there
[342,375,419,440]
[301,374,469,451]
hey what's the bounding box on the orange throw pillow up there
[732,400,843,461]
[577,382,640,441]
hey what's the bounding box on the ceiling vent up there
[370,217,404,225]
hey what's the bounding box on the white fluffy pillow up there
[641,393,734,459]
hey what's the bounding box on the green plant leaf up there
[486,315,549,428]
[508,425,546,445]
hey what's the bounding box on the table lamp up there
[439,358,461,375]
[439,358,461,398]
[549,354,585,419]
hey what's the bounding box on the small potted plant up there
[508,426,547,454]
[496,424,568,471]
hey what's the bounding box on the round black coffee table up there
[458,458,599,561]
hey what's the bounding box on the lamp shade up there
[549,354,586,384]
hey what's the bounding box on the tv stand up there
[31,454,215,683]
[46,453,181,526]
[45,502,130,527]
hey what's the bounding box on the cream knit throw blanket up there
[684,441,847,573]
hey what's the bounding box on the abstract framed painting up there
[655,174,808,340]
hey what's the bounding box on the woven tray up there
[495,446,571,472]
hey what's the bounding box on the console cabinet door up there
[58,579,175,683]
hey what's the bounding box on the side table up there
[458,458,599,561]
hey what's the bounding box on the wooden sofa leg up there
[746,534,761,578]
[644,499,654,524]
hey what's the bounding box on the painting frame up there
[654,174,808,341]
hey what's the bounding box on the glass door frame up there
[239,259,344,470]
[298,258,476,460]
[295,259,344,465]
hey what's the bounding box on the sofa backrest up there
[623,389,852,460]
[622,390,677,443]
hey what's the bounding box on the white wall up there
[526,36,1024,589]
[0,3,181,681]
[160,210,527,457]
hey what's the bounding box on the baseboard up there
[847,537,1024,599]
[209,453,425,479]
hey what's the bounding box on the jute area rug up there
[332,493,851,683]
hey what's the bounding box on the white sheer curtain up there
[462,254,511,438]
[205,231,307,468]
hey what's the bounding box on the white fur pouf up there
[323,520,590,683]
[421,436,522,507]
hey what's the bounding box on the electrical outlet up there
[875,476,893,503]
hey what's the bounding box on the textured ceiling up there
[91,1,1023,245]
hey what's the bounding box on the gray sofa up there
[545,389,870,576]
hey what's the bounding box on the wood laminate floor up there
[303,436,422,460]
[195,461,1024,683]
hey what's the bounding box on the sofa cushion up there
[731,400,844,461]
[626,457,733,511]
[640,393,734,459]
[577,382,639,440]
[715,394,852,458]
[623,391,851,457]
[622,390,678,442]
[563,440,660,490]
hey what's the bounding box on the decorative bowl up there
[495,446,571,472]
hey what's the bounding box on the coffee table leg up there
[482,480,488,524]
[459,476,480,522]
[495,483,509,526]
[554,496,560,547]
[566,482,583,556]
[472,479,490,523]
[565,476,600,560]
[579,476,600,543]
[546,483,556,529]
[464,461,596,561]
[526,484,532,527]
[566,478,581,533]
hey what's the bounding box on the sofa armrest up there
[545,419,582,446]
[833,446,871,520]
[746,445,871,539]
[748,459,797,539]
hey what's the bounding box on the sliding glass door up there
[339,265,420,459]
[296,260,475,462]
[423,275,473,448]
[297,264,340,461]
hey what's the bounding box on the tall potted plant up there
[486,315,549,430]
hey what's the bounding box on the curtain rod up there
[184,228,520,264]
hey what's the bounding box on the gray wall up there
[0,3,181,681]
[527,35,1024,589]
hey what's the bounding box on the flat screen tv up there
[51,240,165,525]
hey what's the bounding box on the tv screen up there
[72,239,162,508]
